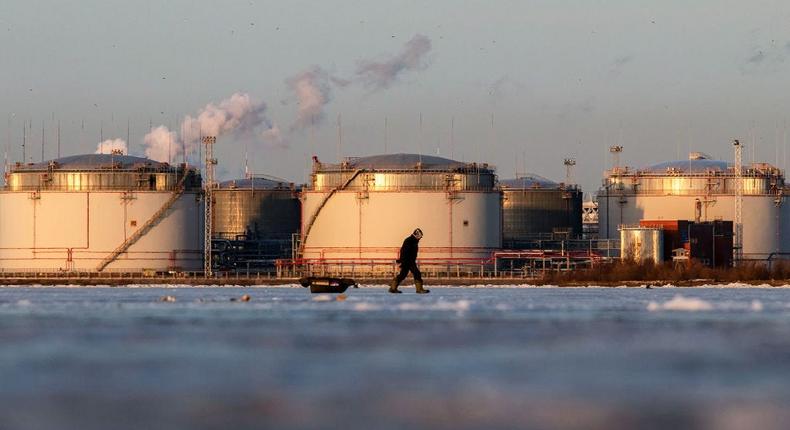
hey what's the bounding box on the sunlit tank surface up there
[500,174,583,245]
[213,178,300,240]
[301,153,502,269]
[0,154,203,272]
[620,226,664,264]
[598,152,787,260]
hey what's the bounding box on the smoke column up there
[356,34,432,90]
[143,126,178,162]
[143,93,278,162]
[287,66,334,131]
[95,138,128,155]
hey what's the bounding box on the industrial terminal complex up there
[0,139,787,281]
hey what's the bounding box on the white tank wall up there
[302,191,501,260]
[0,191,203,271]
[782,196,790,255]
[597,194,784,259]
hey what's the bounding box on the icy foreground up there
[1,286,790,430]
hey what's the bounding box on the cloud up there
[555,97,596,120]
[606,54,635,77]
[612,54,634,68]
[356,34,432,90]
[747,50,765,64]
[741,42,788,74]
[487,75,525,102]
[95,138,127,155]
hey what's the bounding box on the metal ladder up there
[298,169,363,257]
[96,175,188,272]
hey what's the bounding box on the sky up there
[2,0,790,193]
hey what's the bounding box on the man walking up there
[389,228,429,294]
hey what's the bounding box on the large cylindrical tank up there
[598,152,786,260]
[213,178,300,241]
[300,154,502,267]
[620,226,664,264]
[212,177,301,269]
[0,154,203,272]
[500,174,583,247]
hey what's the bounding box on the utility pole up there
[203,136,217,276]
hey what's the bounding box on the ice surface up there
[2,285,790,430]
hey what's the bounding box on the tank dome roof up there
[500,174,559,189]
[14,154,170,171]
[345,153,470,170]
[639,159,731,174]
[217,177,292,190]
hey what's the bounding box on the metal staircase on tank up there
[96,174,189,272]
[298,169,363,257]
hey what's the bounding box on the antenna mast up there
[203,136,217,276]
[609,145,623,172]
[244,145,249,178]
[336,114,342,163]
[450,116,455,160]
[733,139,743,263]
[418,112,423,165]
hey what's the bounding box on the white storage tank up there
[598,152,786,261]
[300,154,502,268]
[0,154,204,272]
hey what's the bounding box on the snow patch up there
[647,295,713,312]
[397,300,471,312]
[352,302,382,312]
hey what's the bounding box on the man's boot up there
[388,278,402,294]
[415,280,430,294]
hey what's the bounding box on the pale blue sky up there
[2,0,790,191]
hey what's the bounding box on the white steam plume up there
[143,126,178,162]
[143,92,279,162]
[287,66,334,131]
[95,138,128,155]
[356,34,432,90]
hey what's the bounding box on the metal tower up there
[733,139,743,263]
[203,136,217,276]
[563,158,576,185]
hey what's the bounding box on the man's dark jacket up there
[397,235,419,266]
